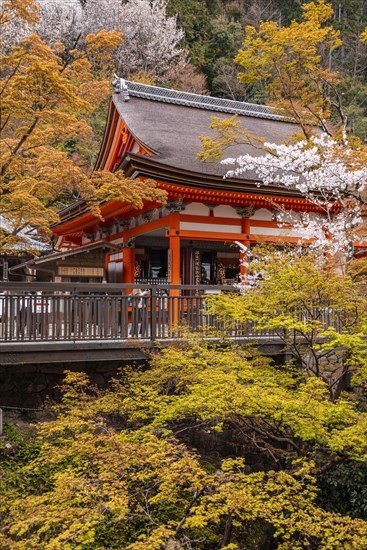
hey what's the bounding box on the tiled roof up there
[124,80,286,122]
[113,86,299,181]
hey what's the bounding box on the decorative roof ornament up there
[112,74,130,102]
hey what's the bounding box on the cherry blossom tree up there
[2,0,185,79]
[213,1,367,260]
[223,133,367,258]
[105,0,184,77]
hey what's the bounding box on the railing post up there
[0,408,3,436]
[120,288,127,338]
[150,287,157,341]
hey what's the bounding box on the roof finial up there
[112,74,130,102]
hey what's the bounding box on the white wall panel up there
[251,208,273,221]
[184,203,210,216]
[251,226,305,237]
[180,222,241,233]
[214,205,241,218]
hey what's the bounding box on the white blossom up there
[2,0,184,78]
[116,0,184,76]
[234,241,266,290]
[224,134,367,256]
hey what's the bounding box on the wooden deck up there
[0,283,341,364]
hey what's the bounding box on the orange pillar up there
[169,235,180,325]
[170,235,181,286]
[166,213,181,326]
[169,213,181,291]
[122,246,135,286]
[240,217,251,284]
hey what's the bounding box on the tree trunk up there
[221,513,232,547]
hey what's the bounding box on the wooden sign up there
[58,266,104,277]
[167,249,172,283]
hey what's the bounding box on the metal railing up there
[0,283,342,344]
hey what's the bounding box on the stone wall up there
[0,359,146,409]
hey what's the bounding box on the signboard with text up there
[167,250,172,283]
[58,266,104,277]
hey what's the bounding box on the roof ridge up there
[122,80,287,122]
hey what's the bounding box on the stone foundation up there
[0,359,146,409]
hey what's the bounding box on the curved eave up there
[119,153,309,200]
[53,199,131,236]
[94,98,116,171]
[54,157,319,235]
[94,98,156,172]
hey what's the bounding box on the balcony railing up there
[0,283,342,344]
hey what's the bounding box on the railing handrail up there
[0,282,343,346]
[0,282,239,292]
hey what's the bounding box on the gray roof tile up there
[113,82,301,182]
[124,80,286,121]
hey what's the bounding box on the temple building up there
[21,81,325,284]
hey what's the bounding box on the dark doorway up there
[197,250,217,284]
[150,249,168,279]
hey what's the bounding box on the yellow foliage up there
[235,0,342,137]
[197,3,354,164]
[128,70,158,86]
[0,0,39,28]
[0,21,164,253]
[85,29,123,75]
[198,115,265,162]
[1,360,367,548]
